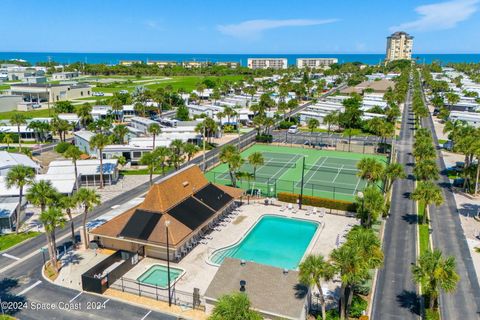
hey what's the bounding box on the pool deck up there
[121,201,358,296]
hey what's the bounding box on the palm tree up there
[209,293,262,320]
[219,145,244,187]
[110,97,123,122]
[299,255,335,320]
[342,128,360,152]
[75,188,101,249]
[412,249,460,310]
[89,133,112,189]
[307,118,320,134]
[2,133,13,150]
[10,113,27,149]
[64,145,83,191]
[414,159,439,181]
[356,158,384,186]
[155,146,171,175]
[411,180,444,224]
[356,186,385,227]
[76,103,93,128]
[26,180,58,214]
[331,228,383,319]
[39,208,66,272]
[147,123,162,149]
[27,180,60,246]
[58,195,78,245]
[140,151,160,185]
[113,124,129,145]
[183,143,199,162]
[247,152,264,179]
[384,162,406,192]
[6,165,36,233]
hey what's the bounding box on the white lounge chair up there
[287,203,293,210]
[279,205,286,212]
[312,207,318,215]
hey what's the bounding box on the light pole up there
[357,191,365,225]
[165,220,172,307]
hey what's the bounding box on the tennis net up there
[305,164,358,175]
[246,160,298,169]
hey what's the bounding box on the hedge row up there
[255,134,273,143]
[277,192,357,212]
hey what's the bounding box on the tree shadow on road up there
[0,278,27,316]
[402,213,418,225]
[396,290,421,316]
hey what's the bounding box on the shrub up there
[425,309,440,320]
[0,132,20,143]
[278,120,295,129]
[255,134,272,143]
[54,141,71,154]
[317,310,340,320]
[350,295,368,318]
[277,192,357,212]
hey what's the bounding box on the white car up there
[93,91,105,96]
[119,90,129,94]
[288,125,298,134]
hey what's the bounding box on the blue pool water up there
[210,215,318,270]
[137,265,184,288]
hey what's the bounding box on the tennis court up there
[206,144,387,201]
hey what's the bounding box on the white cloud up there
[391,0,479,32]
[218,19,338,38]
[144,20,162,30]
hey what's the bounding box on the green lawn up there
[92,75,246,93]
[0,84,11,91]
[0,108,53,120]
[417,201,430,255]
[0,231,41,251]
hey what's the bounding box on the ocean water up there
[1,52,480,66]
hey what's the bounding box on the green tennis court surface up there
[205,144,387,201]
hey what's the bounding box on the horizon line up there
[1,51,480,55]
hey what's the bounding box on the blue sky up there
[1,0,479,53]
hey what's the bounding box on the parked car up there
[287,125,298,134]
[92,91,105,96]
[119,90,129,94]
[32,103,41,109]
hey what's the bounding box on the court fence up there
[110,276,205,310]
[271,131,391,156]
[208,171,372,202]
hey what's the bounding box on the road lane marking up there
[69,292,83,302]
[17,280,42,295]
[2,253,20,260]
[140,310,152,320]
[103,298,110,305]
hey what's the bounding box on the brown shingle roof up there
[140,165,209,212]
[90,165,235,247]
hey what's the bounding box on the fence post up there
[138,282,141,296]
[121,277,124,292]
[333,186,336,200]
[156,285,158,300]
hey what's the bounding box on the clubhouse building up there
[89,165,243,260]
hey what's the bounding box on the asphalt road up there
[421,92,480,319]
[1,238,177,320]
[371,81,420,319]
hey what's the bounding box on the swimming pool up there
[209,215,318,270]
[137,264,185,288]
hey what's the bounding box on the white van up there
[288,125,298,134]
